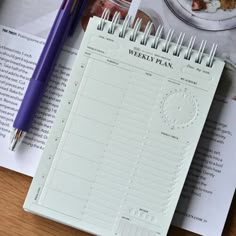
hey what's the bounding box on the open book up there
[24,12,224,236]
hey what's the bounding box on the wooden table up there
[0,167,235,236]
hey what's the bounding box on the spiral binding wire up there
[196,40,207,64]
[129,18,142,42]
[119,15,131,38]
[108,11,121,34]
[151,25,164,49]
[207,43,217,67]
[162,29,174,53]
[184,36,196,60]
[173,32,185,56]
[97,8,110,30]
[97,9,218,67]
[140,22,153,45]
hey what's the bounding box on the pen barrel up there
[31,2,73,83]
[13,80,45,132]
[32,21,68,82]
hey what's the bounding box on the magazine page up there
[137,1,236,235]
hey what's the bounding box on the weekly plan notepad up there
[24,10,225,236]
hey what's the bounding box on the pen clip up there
[69,0,88,36]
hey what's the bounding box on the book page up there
[0,0,81,176]
[24,17,224,236]
[0,25,77,176]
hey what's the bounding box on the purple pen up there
[10,0,83,151]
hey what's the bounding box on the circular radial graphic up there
[160,89,198,129]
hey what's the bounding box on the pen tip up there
[9,129,24,151]
[9,138,17,151]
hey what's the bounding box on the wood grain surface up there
[0,167,235,236]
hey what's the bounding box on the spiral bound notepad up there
[24,10,225,236]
